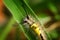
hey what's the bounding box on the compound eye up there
[24,21,27,23]
[23,21,28,25]
[21,20,27,24]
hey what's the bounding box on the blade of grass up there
[3,0,52,40]
[3,0,25,23]
[23,0,52,40]
[3,0,37,40]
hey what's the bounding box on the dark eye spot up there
[21,20,27,24]
[24,21,27,23]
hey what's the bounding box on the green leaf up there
[3,0,37,40]
[3,0,52,40]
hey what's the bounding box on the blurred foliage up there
[0,0,60,40]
